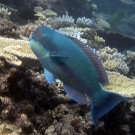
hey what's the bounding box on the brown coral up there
[0,19,19,38]
[81,28,105,49]
[19,23,38,39]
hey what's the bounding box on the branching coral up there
[42,9,57,17]
[0,3,17,12]
[126,51,135,78]
[94,35,105,44]
[76,17,93,27]
[98,47,129,75]
[57,27,87,43]
[57,27,83,37]
[0,6,11,19]
[81,28,97,41]
[34,12,46,20]
[94,18,110,30]
[80,28,105,49]
[54,15,75,29]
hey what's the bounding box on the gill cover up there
[32,26,57,53]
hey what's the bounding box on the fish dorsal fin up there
[67,36,109,86]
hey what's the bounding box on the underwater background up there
[0,0,135,134]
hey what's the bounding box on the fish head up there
[29,26,57,58]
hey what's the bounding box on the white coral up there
[98,47,129,75]
[0,7,11,18]
[57,27,87,43]
[94,18,110,30]
[76,17,93,27]
[54,15,74,23]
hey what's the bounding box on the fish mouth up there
[30,39,46,58]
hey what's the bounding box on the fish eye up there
[42,34,46,38]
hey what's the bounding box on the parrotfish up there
[29,26,128,127]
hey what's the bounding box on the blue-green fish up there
[30,26,128,127]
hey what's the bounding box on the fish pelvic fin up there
[91,89,129,128]
[44,68,56,84]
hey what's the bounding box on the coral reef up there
[0,1,135,135]
[81,28,105,49]
[57,27,83,37]
[45,119,75,135]
[54,15,75,29]
[64,0,97,18]
[0,123,21,135]
[0,6,11,19]
[0,3,17,12]
[76,17,93,27]
[19,23,38,39]
[0,37,40,68]
[57,27,87,43]
[48,104,65,119]
[104,71,135,98]
[96,29,135,52]
[94,18,110,30]
[34,6,43,13]
[19,20,54,39]
[0,60,135,134]
[94,35,105,44]
[126,51,135,79]
[98,47,129,75]
[0,19,19,38]
[34,8,57,20]
[34,11,46,21]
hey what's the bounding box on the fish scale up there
[30,26,129,127]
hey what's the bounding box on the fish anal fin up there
[63,84,87,104]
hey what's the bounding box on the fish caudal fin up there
[91,89,129,127]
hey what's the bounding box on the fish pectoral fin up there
[44,68,56,84]
[63,84,87,104]
[39,53,68,64]
[49,53,68,64]
[50,54,67,59]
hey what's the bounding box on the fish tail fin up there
[91,89,129,127]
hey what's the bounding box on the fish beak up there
[30,39,46,58]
